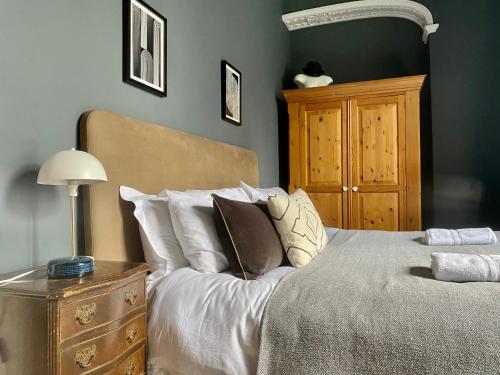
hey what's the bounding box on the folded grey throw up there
[425,227,497,246]
[431,252,500,282]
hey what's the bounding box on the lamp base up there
[47,256,94,279]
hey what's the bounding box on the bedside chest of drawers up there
[0,261,149,375]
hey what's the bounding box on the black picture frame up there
[123,0,167,97]
[221,60,242,126]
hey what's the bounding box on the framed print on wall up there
[123,0,167,97]
[221,60,242,126]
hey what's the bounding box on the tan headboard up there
[80,110,259,262]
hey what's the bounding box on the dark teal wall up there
[0,0,289,273]
[283,9,429,85]
[284,0,500,229]
[420,0,500,228]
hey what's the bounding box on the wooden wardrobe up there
[283,75,425,231]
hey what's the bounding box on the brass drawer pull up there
[74,303,97,325]
[125,288,138,306]
[126,326,138,343]
[124,360,136,375]
[74,344,96,368]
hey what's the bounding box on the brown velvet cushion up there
[212,194,283,279]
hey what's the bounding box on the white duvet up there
[147,266,295,375]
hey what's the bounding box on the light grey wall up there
[0,0,289,273]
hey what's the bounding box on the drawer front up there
[105,346,146,375]
[60,279,145,341]
[60,314,146,374]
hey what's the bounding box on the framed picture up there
[123,0,167,97]
[221,60,242,126]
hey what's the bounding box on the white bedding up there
[147,266,294,375]
[146,228,338,375]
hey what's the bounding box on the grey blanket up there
[257,230,500,375]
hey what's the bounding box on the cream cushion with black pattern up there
[267,189,328,268]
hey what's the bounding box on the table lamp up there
[37,148,107,278]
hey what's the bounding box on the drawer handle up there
[74,344,96,368]
[74,303,97,325]
[124,360,137,375]
[126,326,138,343]
[125,288,138,306]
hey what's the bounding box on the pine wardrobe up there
[283,75,425,231]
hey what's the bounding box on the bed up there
[81,110,500,375]
[80,109,272,374]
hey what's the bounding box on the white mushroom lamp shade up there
[37,148,107,190]
[37,148,107,278]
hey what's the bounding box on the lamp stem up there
[68,185,78,259]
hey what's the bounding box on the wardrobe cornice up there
[283,75,426,103]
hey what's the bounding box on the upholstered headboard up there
[80,110,259,262]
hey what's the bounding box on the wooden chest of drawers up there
[0,261,149,374]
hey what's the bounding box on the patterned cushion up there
[267,189,327,268]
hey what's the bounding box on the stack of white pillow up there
[120,181,287,278]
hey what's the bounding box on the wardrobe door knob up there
[342,186,348,192]
[352,186,359,192]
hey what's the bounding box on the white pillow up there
[164,188,250,273]
[120,187,189,275]
[240,181,287,202]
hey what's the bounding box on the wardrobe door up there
[299,101,348,228]
[349,95,406,231]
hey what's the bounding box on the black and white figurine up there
[294,61,333,88]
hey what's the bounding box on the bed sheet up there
[147,266,294,375]
[146,227,338,375]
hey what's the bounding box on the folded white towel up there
[431,253,500,282]
[425,228,497,246]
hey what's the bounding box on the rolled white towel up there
[425,228,497,246]
[431,253,500,282]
